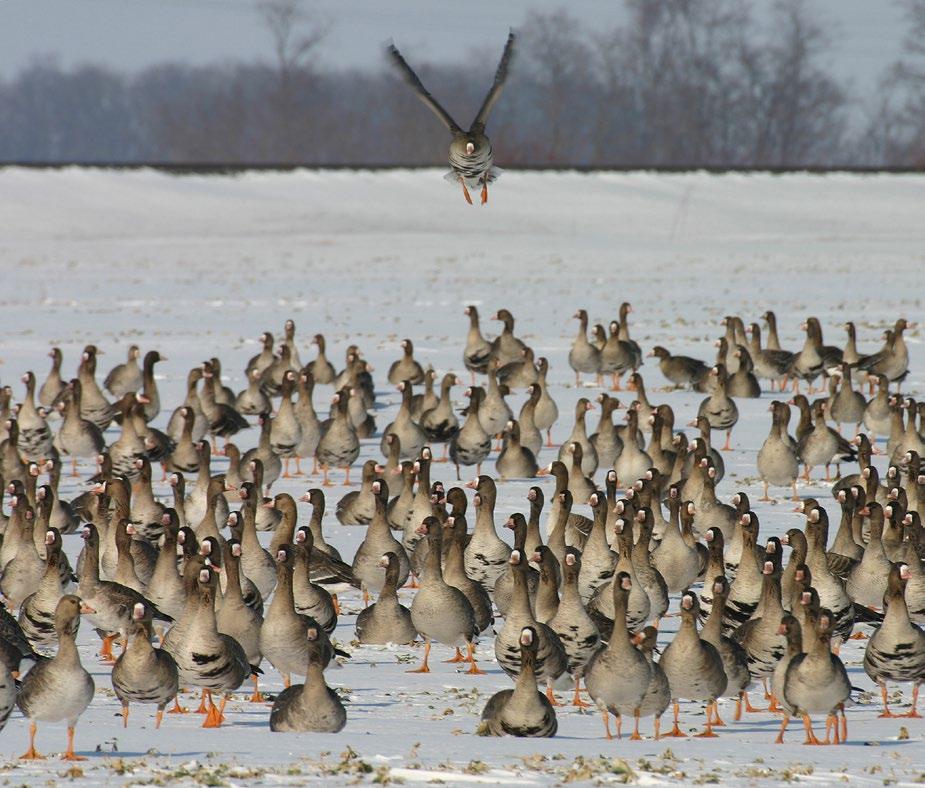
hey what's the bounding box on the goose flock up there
[0,305,923,763]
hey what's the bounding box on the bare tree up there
[258,0,330,77]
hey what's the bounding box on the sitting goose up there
[449,386,492,481]
[236,367,272,417]
[660,590,727,738]
[353,480,410,604]
[728,345,761,398]
[863,563,925,718]
[355,552,417,645]
[380,381,427,461]
[38,347,65,409]
[463,305,492,382]
[757,401,799,501]
[496,420,538,480]
[480,626,558,737]
[112,602,179,729]
[17,595,95,760]
[569,309,602,387]
[697,365,738,451]
[387,339,425,386]
[269,625,346,733]
[442,513,494,634]
[335,460,380,525]
[495,548,567,700]
[316,389,360,487]
[549,548,601,707]
[409,517,481,674]
[584,572,651,739]
[533,358,559,447]
[856,318,912,388]
[648,346,709,390]
[463,475,512,592]
[780,607,850,745]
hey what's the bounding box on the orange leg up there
[775,715,789,744]
[283,674,291,689]
[363,589,370,608]
[70,457,80,478]
[332,594,341,616]
[168,696,188,714]
[629,710,643,741]
[321,466,334,487]
[802,714,822,745]
[759,482,772,502]
[902,684,921,718]
[734,692,743,721]
[202,694,227,728]
[572,676,591,708]
[444,647,466,663]
[282,458,291,478]
[155,708,165,729]
[840,706,848,741]
[292,456,304,477]
[722,431,732,451]
[711,701,727,726]
[480,182,488,205]
[695,702,719,737]
[850,631,867,640]
[546,429,554,448]
[99,633,118,664]
[310,457,318,475]
[654,716,662,740]
[248,673,264,703]
[742,691,766,713]
[611,373,622,391]
[601,709,613,740]
[407,640,431,673]
[879,683,899,718]
[342,466,352,486]
[767,694,782,713]
[464,641,486,675]
[196,688,211,714]
[19,721,45,760]
[663,702,687,737]
[545,683,560,707]
[461,181,473,205]
[121,703,130,728]
[61,726,87,761]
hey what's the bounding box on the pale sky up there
[0,0,909,100]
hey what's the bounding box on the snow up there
[0,168,923,785]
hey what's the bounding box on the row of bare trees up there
[0,0,922,167]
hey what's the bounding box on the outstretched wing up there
[386,42,462,133]
[471,30,516,133]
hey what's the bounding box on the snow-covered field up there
[1,168,924,785]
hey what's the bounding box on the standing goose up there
[307,334,336,385]
[493,512,539,617]
[240,414,282,490]
[165,408,199,474]
[863,563,925,718]
[166,368,207,443]
[420,373,461,459]
[533,357,559,447]
[16,372,54,463]
[613,407,651,488]
[798,400,857,481]
[112,602,179,729]
[480,626,558,737]
[0,503,44,609]
[570,309,602,386]
[104,345,142,397]
[243,330,274,381]
[588,511,650,634]
[53,380,105,477]
[226,506,275,600]
[770,614,804,738]
[652,496,701,593]
[200,360,249,450]
[648,346,709,390]
[74,345,117,430]
[723,511,763,633]
[495,548,567,699]
[496,420,538,480]
[479,366,514,449]
[544,470,592,552]
[17,595,95,760]
[409,517,482,674]
[316,389,360,486]
[631,626,671,740]
[462,305,492,381]
[490,309,528,367]
[789,317,842,394]
[387,339,425,386]
[745,323,793,391]
[269,625,346,733]
[590,393,624,470]
[780,607,850,744]
[761,310,785,352]
[846,501,891,608]
[629,506,669,624]
[353,480,410,603]
[575,491,615,604]
[137,350,166,422]
[380,381,426,461]
[497,346,538,390]
[757,401,799,501]
[18,528,69,650]
[556,399,597,475]
[145,510,186,621]
[463,475,512,591]
[410,368,438,422]
[236,368,272,417]
[335,459,380,526]
[532,545,560,623]
[660,590,727,738]
[38,348,65,408]
[700,576,751,720]
[727,346,761,398]
[450,388,492,481]
[442,512,494,633]
[584,572,651,739]
[388,31,515,204]
[355,552,417,645]
[549,548,601,707]
[829,362,867,432]
[856,318,912,388]
[697,365,739,451]
[292,526,337,634]
[280,318,302,370]
[291,368,321,475]
[864,374,893,438]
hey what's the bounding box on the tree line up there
[1,0,923,167]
